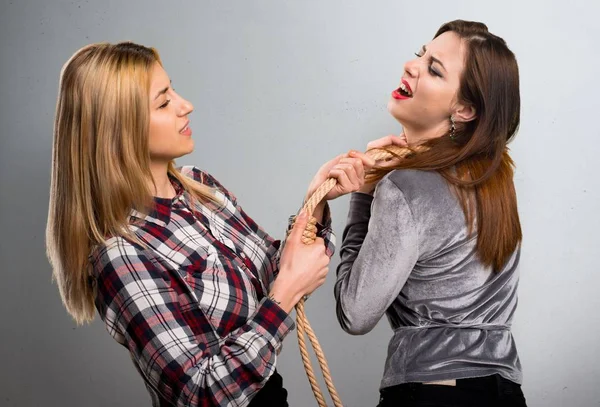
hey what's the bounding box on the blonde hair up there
[46,42,216,324]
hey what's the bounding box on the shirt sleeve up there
[286,201,336,259]
[91,240,295,407]
[334,177,419,335]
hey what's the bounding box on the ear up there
[453,103,477,123]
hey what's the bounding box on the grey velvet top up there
[334,169,522,389]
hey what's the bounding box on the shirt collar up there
[130,173,186,227]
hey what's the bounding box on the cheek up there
[421,81,443,101]
[149,114,167,135]
[149,113,175,138]
[148,119,160,147]
[148,115,171,153]
[423,82,455,111]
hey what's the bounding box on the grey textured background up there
[1,0,599,406]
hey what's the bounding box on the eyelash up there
[414,52,442,77]
[158,85,176,109]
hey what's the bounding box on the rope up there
[291,144,428,406]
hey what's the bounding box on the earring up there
[449,115,456,141]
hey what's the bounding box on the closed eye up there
[428,65,442,77]
[415,46,444,78]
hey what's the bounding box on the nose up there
[177,96,194,116]
[403,57,419,79]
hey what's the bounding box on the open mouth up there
[396,81,413,98]
[179,121,190,133]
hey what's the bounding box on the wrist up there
[269,279,301,313]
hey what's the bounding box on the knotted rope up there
[291,143,428,406]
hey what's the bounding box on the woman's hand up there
[269,210,331,312]
[358,133,408,195]
[305,151,376,204]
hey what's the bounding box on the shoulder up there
[178,165,223,189]
[376,169,461,224]
[382,169,455,206]
[383,169,448,198]
[89,236,158,280]
[178,165,237,203]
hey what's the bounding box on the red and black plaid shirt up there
[89,166,335,406]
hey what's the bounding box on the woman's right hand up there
[269,210,330,313]
[359,133,408,195]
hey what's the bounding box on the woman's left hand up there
[305,151,375,203]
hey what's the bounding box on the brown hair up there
[46,42,216,324]
[368,20,521,271]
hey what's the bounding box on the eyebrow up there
[153,80,172,100]
[422,45,447,72]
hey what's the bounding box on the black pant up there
[377,374,527,407]
[248,370,289,407]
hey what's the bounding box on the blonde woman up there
[46,42,371,407]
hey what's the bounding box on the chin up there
[387,101,405,124]
[182,139,195,154]
[172,145,194,160]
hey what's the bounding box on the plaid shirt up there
[89,166,335,407]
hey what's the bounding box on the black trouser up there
[248,370,289,407]
[377,374,527,407]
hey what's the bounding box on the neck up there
[149,161,175,198]
[402,121,449,146]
